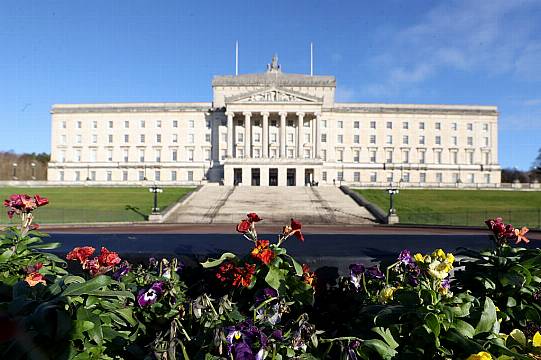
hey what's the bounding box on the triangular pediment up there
[226,87,322,104]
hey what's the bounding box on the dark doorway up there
[269,168,278,186]
[305,168,314,185]
[287,168,296,186]
[233,168,242,185]
[251,168,260,186]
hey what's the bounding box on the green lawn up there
[0,187,195,224]
[354,189,541,228]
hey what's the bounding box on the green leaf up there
[85,290,135,300]
[200,252,237,268]
[62,275,111,297]
[29,242,61,250]
[363,339,398,359]
[509,329,527,346]
[424,313,441,337]
[265,266,286,290]
[288,255,303,276]
[452,319,475,338]
[0,248,14,263]
[372,327,399,349]
[114,308,138,327]
[475,297,497,335]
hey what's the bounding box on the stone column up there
[243,112,252,158]
[226,111,234,158]
[297,112,304,159]
[262,112,269,158]
[314,113,321,159]
[279,111,287,158]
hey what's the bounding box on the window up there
[90,171,96,181]
[467,137,473,146]
[61,121,66,129]
[337,120,343,129]
[221,149,226,160]
[370,172,377,183]
[77,121,82,129]
[321,120,327,128]
[76,135,81,144]
[419,135,425,145]
[322,171,327,181]
[139,149,145,162]
[221,132,227,142]
[402,173,410,182]
[484,174,490,184]
[287,149,294,158]
[187,171,193,181]
[172,150,177,161]
[287,133,294,143]
[483,123,489,131]
[387,172,393,183]
[402,135,409,144]
[484,137,489,147]
[435,151,442,164]
[452,136,457,146]
[157,120,162,128]
[435,136,441,145]
[321,133,327,143]
[435,122,441,130]
[123,149,128,162]
[238,133,244,143]
[386,150,393,164]
[354,172,360,182]
[93,121,97,129]
[205,149,211,161]
[386,135,392,144]
[370,150,376,163]
[420,173,426,183]
[188,120,194,128]
[188,134,195,144]
[124,121,129,128]
[205,133,211,142]
[353,134,360,144]
[452,123,457,131]
[468,173,474,184]
[123,171,128,181]
[156,134,162,143]
[140,120,145,128]
[436,172,442,183]
[484,152,490,164]
[58,150,66,162]
[370,121,376,129]
[91,149,97,162]
[467,123,473,131]
[304,120,310,127]
[59,171,65,181]
[140,134,145,143]
[451,151,458,164]
[354,121,360,129]
[171,171,177,181]
[386,121,392,129]
[303,149,310,159]
[353,150,360,162]
[75,171,80,181]
[155,171,161,181]
[271,133,277,143]
[108,134,113,143]
[270,148,277,158]
[254,148,261,158]
[173,134,178,143]
[467,151,474,164]
[452,173,459,183]
[139,171,145,181]
[402,150,409,163]
[419,122,425,130]
[337,149,344,162]
[206,119,211,128]
[287,120,293,127]
[155,149,161,162]
[187,149,194,161]
[321,149,327,161]
[107,171,112,181]
[92,134,97,143]
[237,148,244,158]
[254,133,261,142]
[109,121,113,129]
[304,133,310,143]
[419,151,426,164]
[173,120,178,128]
[337,134,343,144]
[107,149,113,161]
[124,134,129,143]
[403,122,409,129]
[337,171,344,181]
[61,135,67,144]
[76,150,82,162]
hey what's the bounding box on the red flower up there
[302,264,316,287]
[97,247,121,267]
[83,258,101,277]
[34,195,49,207]
[232,263,256,288]
[251,240,275,265]
[216,262,235,282]
[25,262,43,274]
[290,218,304,242]
[236,219,251,233]
[25,272,46,287]
[247,212,262,222]
[66,246,96,263]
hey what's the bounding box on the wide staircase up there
[165,185,376,224]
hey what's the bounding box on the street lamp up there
[387,187,399,215]
[12,163,17,179]
[31,162,36,180]
[148,184,163,214]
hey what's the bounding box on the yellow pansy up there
[466,351,493,360]
[446,252,455,264]
[379,286,397,303]
[533,331,541,347]
[432,248,446,259]
[414,253,424,263]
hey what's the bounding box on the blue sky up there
[1,0,540,169]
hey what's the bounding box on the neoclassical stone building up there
[49,56,501,187]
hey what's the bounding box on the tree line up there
[0,151,49,180]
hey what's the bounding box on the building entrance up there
[233,168,242,185]
[287,168,296,186]
[305,168,314,185]
[269,168,278,186]
[251,168,260,186]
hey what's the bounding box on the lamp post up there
[148,184,163,214]
[386,187,400,224]
[31,162,36,180]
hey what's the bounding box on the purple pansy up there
[137,281,165,307]
[112,261,131,280]
[255,287,278,304]
[225,321,268,360]
[349,264,365,289]
[365,265,385,280]
[398,249,413,265]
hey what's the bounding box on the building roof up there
[212,72,336,87]
[51,102,212,114]
[333,102,498,116]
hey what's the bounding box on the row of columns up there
[225,111,321,159]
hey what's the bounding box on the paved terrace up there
[163,185,376,224]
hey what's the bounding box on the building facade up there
[49,56,501,187]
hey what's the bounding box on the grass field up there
[354,189,541,228]
[0,187,195,224]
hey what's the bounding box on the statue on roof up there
[266,54,281,73]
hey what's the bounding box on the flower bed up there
[1,194,541,359]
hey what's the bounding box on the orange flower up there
[25,272,46,287]
[302,264,316,287]
[232,263,256,288]
[251,240,275,265]
[514,227,529,244]
[66,246,95,263]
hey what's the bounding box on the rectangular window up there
[419,135,425,145]
[353,134,360,144]
[75,171,80,181]
[221,149,226,160]
[354,121,360,129]
[484,152,490,164]
[387,172,393,183]
[90,171,96,181]
[205,149,211,161]
[321,149,327,161]
[467,137,473,146]
[155,171,161,181]
[419,122,425,130]
[139,149,145,162]
[420,173,426,183]
[467,123,473,131]
[206,119,211,128]
[337,120,343,129]
[91,149,97,162]
[173,120,178,128]
[61,134,67,144]
[157,120,162,128]
[270,148,277,158]
[124,120,129,128]
[123,171,128,181]
[451,151,458,164]
[93,121,97,129]
[107,149,113,161]
[271,133,277,143]
[370,150,376,163]
[108,134,113,143]
[254,148,261,158]
[156,134,162,143]
[124,134,129,143]
[172,150,177,161]
[353,150,360,162]
[76,150,82,162]
[187,171,193,181]
[337,149,344,162]
[467,151,474,164]
[62,121,66,129]
[370,121,376,129]
[386,121,392,129]
[58,150,65,162]
[237,148,245,158]
[254,133,261,142]
[452,123,457,131]
[155,149,161,162]
[205,133,211,142]
[288,133,294,143]
[322,171,327,181]
[188,134,195,144]
[402,122,409,129]
[140,120,145,128]
[402,150,409,163]
[59,171,65,181]
[173,134,178,143]
[484,137,489,146]
[370,172,377,182]
[484,174,490,184]
[123,149,129,162]
[419,151,426,164]
[238,132,244,143]
[337,134,343,143]
[468,173,474,184]
[76,135,81,144]
[435,136,441,145]
[77,121,82,129]
[109,121,113,129]
[171,171,177,181]
[452,136,457,146]
[435,151,442,164]
[337,171,344,181]
[321,133,327,143]
[221,132,227,142]
[303,149,310,159]
[386,150,393,163]
[435,122,441,130]
[188,149,194,161]
[92,134,97,143]
[140,134,145,143]
[402,172,410,182]
[386,135,392,144]
[402,135,409,144]
[483,123,489,131]
[354,172,360,182]
[107,171,112,181]
[436,172,442,183]
[321,120,327,128]
[188,120,194,128]
[138,171,145,181]
[304,120,310,127]
[287,149,294,158]
[370,135,376,144]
